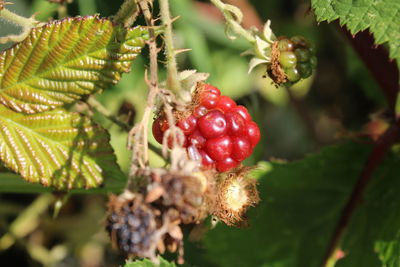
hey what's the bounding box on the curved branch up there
[321,118,400,266]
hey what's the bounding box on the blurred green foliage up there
[200,142,400,267]
[0,0,396,266]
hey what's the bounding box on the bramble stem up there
[321,118,400,267]
[113,0,139,27]
[159,0,181,93]
[134,0,159,167]
[0,4,42,43]
[0,6,33,26]
[209,0,255,43]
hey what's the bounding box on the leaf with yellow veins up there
[0,104,124,190]
[0,15,150,113]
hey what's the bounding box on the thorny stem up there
[159,0,181,93]
[113,0,139,27]
[139,0,158,165]
[128,0,159,173]
[209,0,255,43]
[321,118,400,267]
[127,0,185,181]
[0,3,43,43]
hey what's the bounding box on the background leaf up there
[0,105,124,190]
[337,150,400,267]
[311,0,400,65]
[0,15,149,113]
[193,142,400,267]
[123,257,179,267]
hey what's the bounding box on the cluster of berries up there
[152,84,260,172]
[276,35,316,83]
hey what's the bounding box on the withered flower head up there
[212,167,260,226]
[106,167,216,263]
[146,169,215,224]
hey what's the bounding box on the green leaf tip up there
[123,257,178,267]
[0,15,150,114]
[0,104,125,190]
[311,0,400,65]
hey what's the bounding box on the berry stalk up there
[210,0,255,43]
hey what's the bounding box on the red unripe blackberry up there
[204,84,221,95]
[216,95,237,112]
[188,129,206,148]
[246,121,261,147]
[205,136,232,161]
[216,157,239,172]
[177,115,197,135]
[198,110,227,139]
[152,117,164,143]
[200,91,219,109]
[225,111,246,136]
[193,105,208,118]
[187,129,207,148]
[232,105,252,121]
[152,83,261,172]
[231,136,252,161]
[198,149,215,167]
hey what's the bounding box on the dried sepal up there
[243,20,276,74]
[212,166,260,226]
[269,41,287,84]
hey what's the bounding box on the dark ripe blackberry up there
[106,194,158,258]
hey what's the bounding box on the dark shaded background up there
[0,0,391,266]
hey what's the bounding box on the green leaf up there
[0,15,149,114]
[311,0,400,65]
[195,142,400,267]
[0,105,124,190]
[337,151,400,267]
[375,236,400,267]
[123,257,178,267]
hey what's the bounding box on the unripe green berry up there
[279,51,297,68]
[277,39,294,52]
[297,63,312,78]
[285,67,300,82]
[294,48,311,62]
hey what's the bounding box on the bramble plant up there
[0,0,399,266]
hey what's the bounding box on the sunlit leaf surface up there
[0,15,149,113]
[0,104,124,190]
